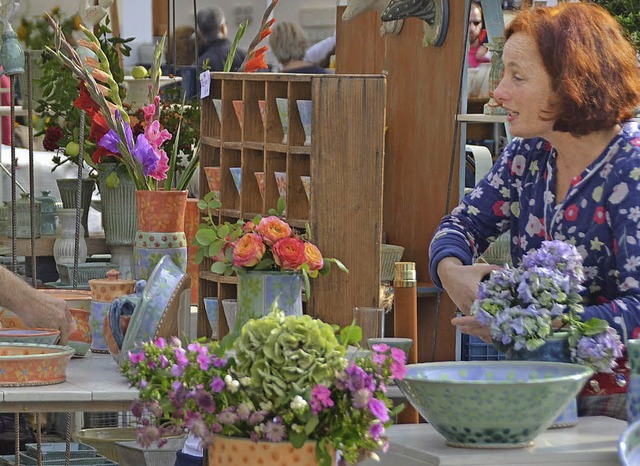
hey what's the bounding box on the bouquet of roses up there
[471,240,623,373]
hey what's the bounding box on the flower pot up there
[207,436,330,466]
[133,190,188,280]
[56,178,96,237]
[506,332,578,428]
[235,271,302,335]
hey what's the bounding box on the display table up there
[360,417,625,466]
[0,234,109,258]
[0,353,137,413]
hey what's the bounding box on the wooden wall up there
[335,4,467,362]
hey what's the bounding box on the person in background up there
[195,5,246,72]
[269,22,327,74]
[468,1,490,68]
[429,3,640,420]
[304,31,335,67]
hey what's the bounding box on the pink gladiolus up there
[144,120,172,148]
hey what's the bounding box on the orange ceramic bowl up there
[0,343,74,386]
[38,289,92,311]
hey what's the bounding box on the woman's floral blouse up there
[429,121,640,337]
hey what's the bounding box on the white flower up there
[224,375,240,393]
[290,395,308,411]
[239,376,252,386]
[624,256,640,272]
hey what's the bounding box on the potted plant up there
[121,309,406,465]
[195,193,348,339]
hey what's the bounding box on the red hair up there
[505,3,640,135]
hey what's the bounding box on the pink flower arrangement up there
[195,193,347,295]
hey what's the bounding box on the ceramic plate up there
[0,343,74,386]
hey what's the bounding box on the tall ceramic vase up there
[97,163,137,278]
[627,339,640,423]
[53,209,88,280]
[56,178,96,237]
[506,332,578,428]
[235,271,303,334]
[133,190,188,280]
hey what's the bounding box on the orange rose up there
[304,242,324,271]
[257,216,291,245]
[272,237,307,270]
[233,233,266,267]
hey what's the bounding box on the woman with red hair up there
[430,3,640,420]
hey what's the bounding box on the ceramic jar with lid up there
[88,269,136,353]
[36,190,58,236]
[9,193,41,239]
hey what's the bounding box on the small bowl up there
[396,361,593,448]
[254,172,265,199]
[0,328,60,345]
[300,176,311,202]
[229,167,242,195]
[204,167,221,196]
[274,171,287,199]
[620,419,640,465]
[0,343,75,386]
[203,297,219,339]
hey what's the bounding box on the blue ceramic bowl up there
[395,361,593,448]
[619,419,640,465]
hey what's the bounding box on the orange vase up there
[207,437,330,466]
[184,198,200,304]
[133,190,189,280]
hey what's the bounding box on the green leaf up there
[195,228,216,246]
[581,318,610,336]
[105,171,120,189]
[276,196,286,215]
[340,324,362,346]
[195,248,205,264]
[224,20,248,72]
[304,415,319,435]
[289,430,307,448]
[210,261,227,274]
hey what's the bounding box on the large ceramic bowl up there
[619,419,640,465]
[0,328,60,345]
[0,343,75,386]
[396,361,593,448]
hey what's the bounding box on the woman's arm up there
[0,266,71,344]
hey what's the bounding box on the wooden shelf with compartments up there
[197,72,386,339]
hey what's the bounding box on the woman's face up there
[493,32,556,139]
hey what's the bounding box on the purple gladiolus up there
[369,421,384,440]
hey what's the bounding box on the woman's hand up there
[451,314,492,342]
[436,257,500,314]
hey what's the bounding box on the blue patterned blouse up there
[429,121,640,338]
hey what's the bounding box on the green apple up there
[131,65,148,79]
[65,141,80,157]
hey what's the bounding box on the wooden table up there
[0,353,137,413]
[360,417,625,466]
[0,234,109,258]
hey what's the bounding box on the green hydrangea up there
[232,310,346,408]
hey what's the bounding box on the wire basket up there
[381,244,404,283]
[478,232,512,266]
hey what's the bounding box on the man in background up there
[195,5,246,72]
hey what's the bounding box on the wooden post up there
[394,262,419,423]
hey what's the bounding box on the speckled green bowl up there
[396,361,593,448]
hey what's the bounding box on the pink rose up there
[304,242,324,271]
[272,237,307,270]
[256,216,291,245]
[232,233,266,267]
